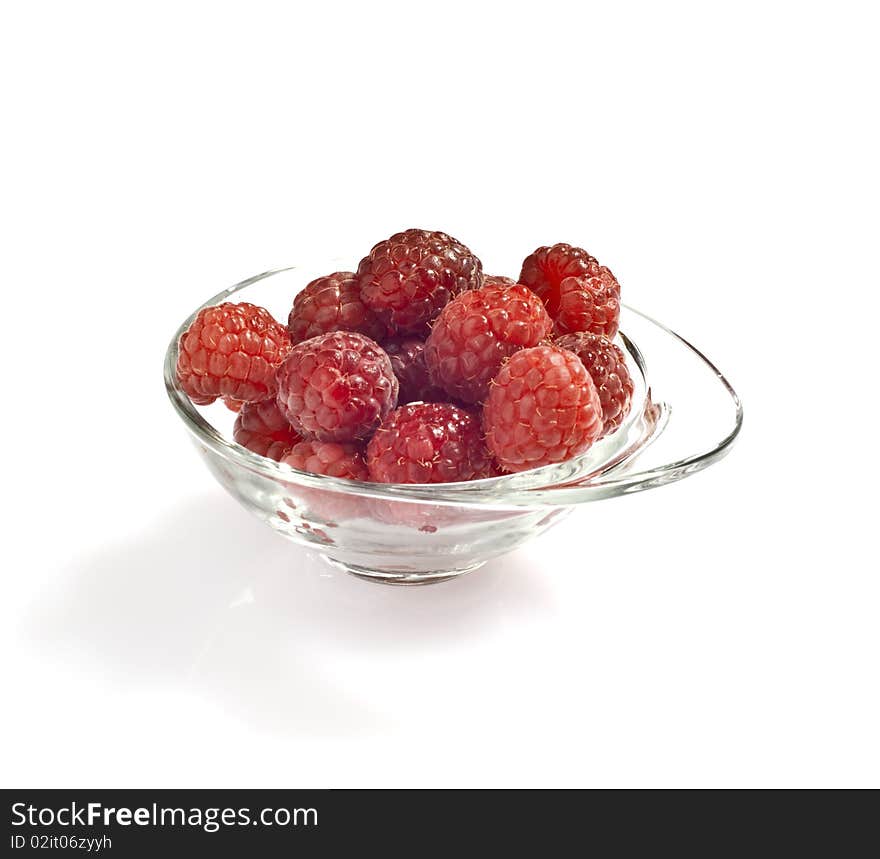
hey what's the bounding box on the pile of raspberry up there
[176,230,633,484]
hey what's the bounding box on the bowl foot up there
[324,558,486,586]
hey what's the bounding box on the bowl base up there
[324,558,486,586]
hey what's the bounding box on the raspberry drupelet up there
[275,331,398,442]
[555,332,634,437]
[367,402,497,484]
[356,228,483,334]
[482,344,604,472]
[176,302,292,405]
[424,282,552,404]
[233,399,301,461]
[519,243,621,338]
[287,271,387,345]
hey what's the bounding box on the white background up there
[2,1,877,787]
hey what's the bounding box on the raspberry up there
[176,302,291,405]
[483,345,603,472]
[276,331,398,442]
[287,271,387,345]
[555,332,635,437]
[280,442,372,525]
[552,267,620,338]
[280,440,369,480]
[519,243,621,338]
[520,242,597,288]
[356,228,482,333]
[425,283,552,403]
[367,402,496,484]
[383,338,446,403]
[223,398,244,412]
[233,399,301,461]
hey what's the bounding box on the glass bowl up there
[164,266,742,585]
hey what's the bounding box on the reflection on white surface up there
[26,495,553,738]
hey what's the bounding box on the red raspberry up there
[555,332,635,437]
[223,398,244,412]
[356,228,482,334]
[367,402,496,484]
[383,338,446,403]
[276,331,398,442]
[233,399,301,461]
[424,282,552,404]
[520,242,597,288]
[519,243,621,338]
[176,302,292,405]
[552,267,620,338]
[483,345,603,472]
[287,271,387,345]
[279,443,372,525]
[280,440,369,480]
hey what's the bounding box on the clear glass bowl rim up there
[163,267,742,508]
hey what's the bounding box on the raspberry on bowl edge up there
[482,344,604,473]
[280,440,369,480]
[279,441,371,525]
[176,302,292,405]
